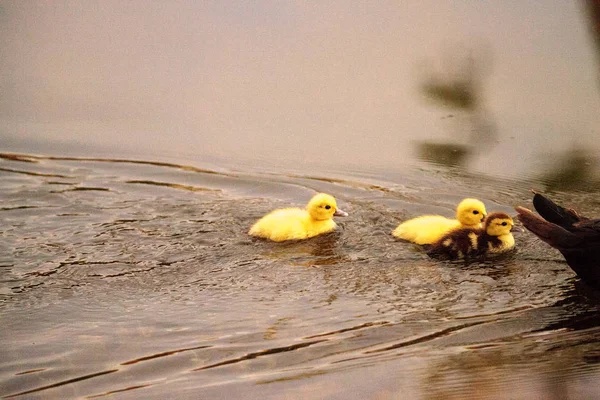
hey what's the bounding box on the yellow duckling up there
[249,193,348,242]
[427,212,516,259]
[392,198,487,244]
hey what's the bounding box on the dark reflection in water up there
[416,47,497,169]
[1,152,600,399]
[584,0,600,86]
[538,146,599,191]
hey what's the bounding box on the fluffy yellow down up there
[249,193,347,242]
[392,198,487,245]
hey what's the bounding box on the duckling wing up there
[426,234,459,259]
[426,228,476,259]
[532,192,587,230]
[393,216,460,245]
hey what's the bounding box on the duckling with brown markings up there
[393,198,487,245]
[427,212,515,260]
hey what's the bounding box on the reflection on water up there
[584,0,600,86]
[416,48,497,169]
[420,47,490,112]
[1,152,600,399]
[416,142,470,168]
[539,146,599,191]
[3,1,600,182]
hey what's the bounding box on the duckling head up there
[484,212,514,236]
[306,193,348,221]
[456,198,487,226]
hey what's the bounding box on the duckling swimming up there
[392,198,487,244]
[249,193,348,242]
[516,192,600,288]
[427,212,515,259]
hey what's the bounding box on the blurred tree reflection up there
[537,1,600,192]
[584,0,600,88]
[540,147,599,192]
[416,47,497,168]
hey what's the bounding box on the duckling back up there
[426,226,481,259]
[393,215,461,245]
[249,208,317,242]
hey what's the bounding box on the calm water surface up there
[1,149,599,399]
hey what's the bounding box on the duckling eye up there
[325,205,331,210]
[473,210,479,215]
[501,222,507,226]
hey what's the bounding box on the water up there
[1,151,599,399]
[3,1,600,398]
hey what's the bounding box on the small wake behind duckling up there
[249,193,348,242]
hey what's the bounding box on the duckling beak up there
[334,208,348,217]
[510,224,523,232]
[510,213,524,232]
[480,214,486,222]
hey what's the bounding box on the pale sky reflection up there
[1,1,599,178]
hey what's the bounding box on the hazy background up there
[2,0,600,178]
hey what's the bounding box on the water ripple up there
[1,151,599,399]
